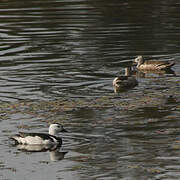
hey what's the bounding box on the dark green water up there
[0,0,180,180]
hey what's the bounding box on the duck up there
[134,56,175,70]
[113,67,138,92]
[10,123,67,146]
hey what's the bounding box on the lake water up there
[0,0,180,180]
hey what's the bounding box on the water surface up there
[0,0,180,180]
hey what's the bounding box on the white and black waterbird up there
[10,124,67,146]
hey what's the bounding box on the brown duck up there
[113,67,138,92]
[134,56,175,70]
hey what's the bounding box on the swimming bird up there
[134,56,175,70]
[113,67,138,92]
[10,123,67,146]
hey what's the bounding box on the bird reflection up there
[135,68,176,77]
[16,144,68,161]
[49,150,68,161]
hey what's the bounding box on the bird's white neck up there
[49,128,57,136]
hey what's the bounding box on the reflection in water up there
[0,0,180,180]
[49,150,68,162]
[16,144,67,161]
[135,68,176,78]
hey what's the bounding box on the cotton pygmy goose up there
[10,124,67,146]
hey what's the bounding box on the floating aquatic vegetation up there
[0,89,179,125]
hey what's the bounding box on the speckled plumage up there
[113,76,138,89]
[134,56,175,70]
[113,67,138,93]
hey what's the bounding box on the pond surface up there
[0,0,180,180]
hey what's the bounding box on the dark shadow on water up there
[132,106,171,119]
